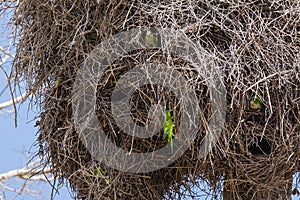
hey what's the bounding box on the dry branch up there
[0,160,53,182]
[0,92,28,110]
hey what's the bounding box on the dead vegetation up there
[11,0,300,199]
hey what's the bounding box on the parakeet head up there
[143,28,161,47]
[146,30,152,36]
[166,111,172,118]
[250,97,263,110]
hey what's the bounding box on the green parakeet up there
[55,78,61,88]
[92,166,110,185]
[163,109,175,153]
[144,30,160,47]
[250,96,263,110]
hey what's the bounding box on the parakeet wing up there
[253,98,262,104]
[163,128,169,139]
[163,119,172,133]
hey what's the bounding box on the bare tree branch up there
[0,0,17,4]
[0,160,53,182]
[0,92,28,110]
